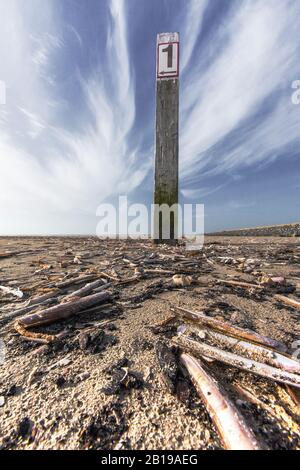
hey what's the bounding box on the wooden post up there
[154,33,179,244]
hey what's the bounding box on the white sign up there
[157,41,179,79]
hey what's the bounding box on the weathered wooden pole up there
[153,33,179,244]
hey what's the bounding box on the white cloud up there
[0,0,150,233]
[31,32,64,69]
[180,0,300,178]
[181,184,224,200]
[181,0,208,73]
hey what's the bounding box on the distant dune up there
[209,222,300,237]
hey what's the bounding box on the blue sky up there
[0,0,300,235]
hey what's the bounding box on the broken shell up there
[172,275,193,287]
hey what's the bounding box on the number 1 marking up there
[162,44,173,68]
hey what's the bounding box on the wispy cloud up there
[181,184,225,200]
[180,0,208,73]
[180,0,300,179]
[0,0,149,232]
[31,32,64,69]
